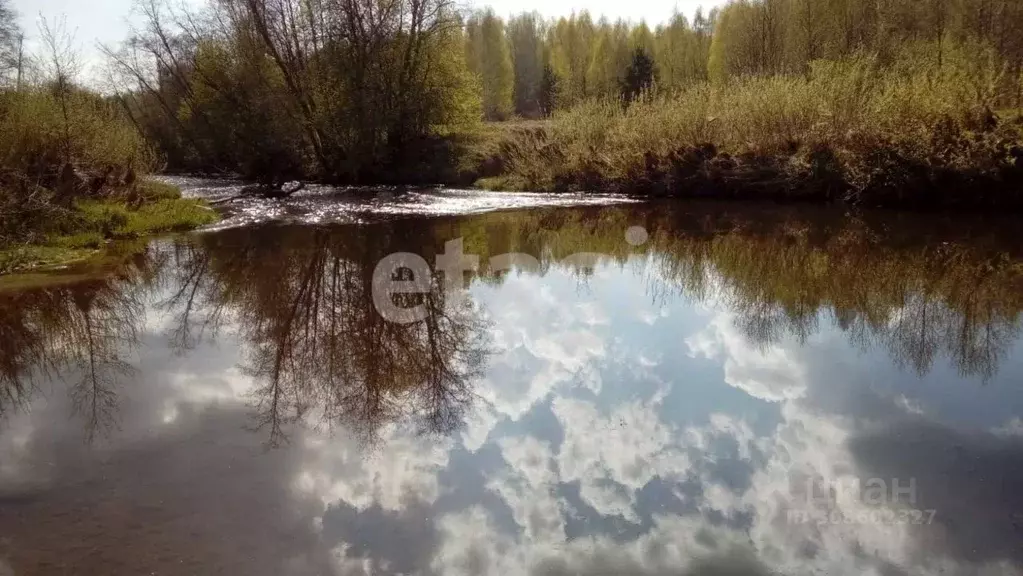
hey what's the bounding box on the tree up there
[621,47,655,101]
[548,12,596,106]
[465,9,514,120]
[629,21,656,57]
[538,63,559,116]
[0,0,20,85]
[787,0,828,71]
[586,24,615,97]
[106,0,481,183]
[39,16,81,163]
[507,12,545,117]
[655,11,711,89]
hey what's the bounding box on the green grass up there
[138,179,186,201]
[0,245,98,275]
[1,185,218,274]
[73,197,218,239]
[0,84,218,274]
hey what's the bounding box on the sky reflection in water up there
[1,202,1023,575]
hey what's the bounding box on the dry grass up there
[489,42,1023,208]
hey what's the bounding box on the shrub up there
[0,88,155,178]
[0,86,217,271]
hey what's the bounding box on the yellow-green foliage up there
[494,41,1023,194]
[426,24,484,131]
[465,9,514,121]
[0,196,217,274]
[0,88,155,174]
[0,82,218,272]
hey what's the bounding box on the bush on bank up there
[0,88,217,274]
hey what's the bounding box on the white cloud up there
[467,273,609,443]
[552,395,691,520]
[295,424,454,513]
[488,436,566,543]
[994,417,1023,437]
[686,310,807,402]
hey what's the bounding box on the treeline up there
[465,0,1023,119]
[709,0,1023,82]
[464,9,713,118]
[112,0,1023,188]
[482,44,1023,208]
[2,0,1021,211]
[110,0,479,185]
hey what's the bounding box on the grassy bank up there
[0,87,218,274]
[472,44,1023,210]
[0,181,218,274]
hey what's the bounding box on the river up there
[1,181,1022,575]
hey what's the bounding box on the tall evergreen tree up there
[539,64,559,116]
[621,48,655,101]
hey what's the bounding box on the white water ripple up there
[158,175,640,230]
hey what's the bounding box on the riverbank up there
[0,85,219,275]
[466,50,1023,210]
[0,181,217,274]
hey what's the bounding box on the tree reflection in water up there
[2,203,1022,444]
[0,248,162,440]
[164,223,493,446]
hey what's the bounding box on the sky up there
[14,0,724,82]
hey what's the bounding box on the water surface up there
[2,197,1023,575]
